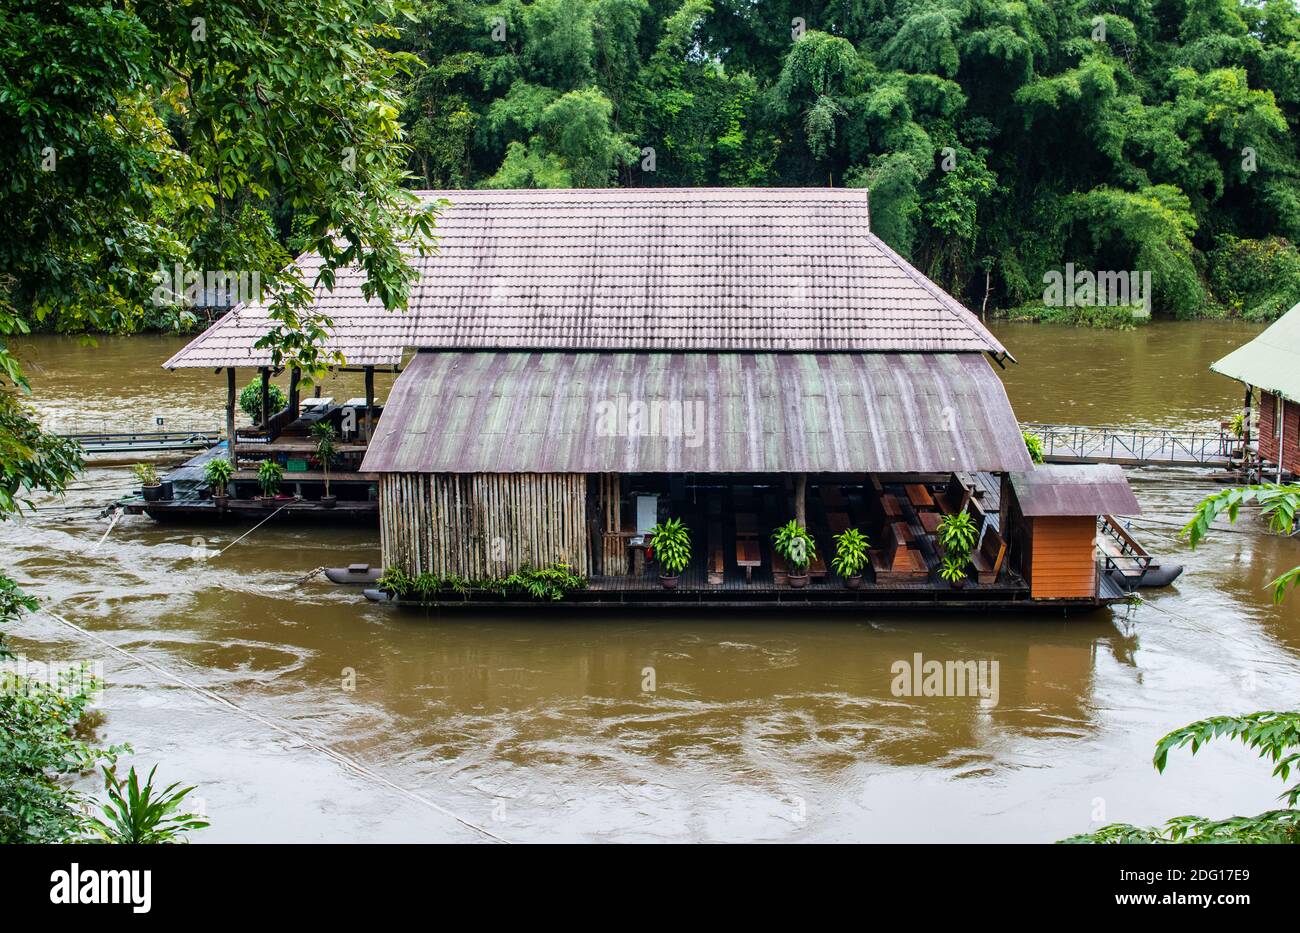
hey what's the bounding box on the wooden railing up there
[1097,515,1152,583]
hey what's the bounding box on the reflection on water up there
[4,323,1300,841]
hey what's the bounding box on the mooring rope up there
[217,502,290,555]
[35,605,510,844]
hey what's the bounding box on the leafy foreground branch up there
[1064,711,1300,843]
[0,597,207,843]
[1181,483,1300,603]
[1064,482,1300,843]
[0,353,205,843]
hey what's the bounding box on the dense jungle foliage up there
[394,0,1300,320]
[3,1,1300,335]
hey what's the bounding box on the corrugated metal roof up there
[360,351,1033,474]
[1009,464,1141,516]
[1210,301,1300,402]
[165,188,1008,368]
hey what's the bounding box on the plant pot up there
[659,573,679,590]
[320,494,337,509]
[788,571,809,589]
[141,483,163,502]
[258,495,279,508]
[844,574,862,590]
[212,494,229,512]
[949,576,968,590]
[159,480,174,501]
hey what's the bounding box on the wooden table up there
[905,483,935,508]
[891,521,917,548]
[736,539,761,582]
[919,511,944,535]
[628,541,650,576]
[882,494,903,519]
[735,511,759,539]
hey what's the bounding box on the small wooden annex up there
[1006,465,1141,600]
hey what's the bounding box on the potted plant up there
[936,510,978,588]
[311,422,338,509]
[1022,430,1045,465]
[256,460,285,507]
[772,519,816,588]
[204,458,235,510]
[133,463,164,502]
[831,527,870,589]
[648,517,691,589]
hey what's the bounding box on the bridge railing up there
[1020,423,1235,465]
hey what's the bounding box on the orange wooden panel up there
[1029,516,1096,599]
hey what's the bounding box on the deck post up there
[795,473,807,526]
[1243,386,1253,477]
[259,367,270,426]
[225,367,237,466]
[288,367,300,419]
[364,366,375,441]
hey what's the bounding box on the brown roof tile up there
[165,188,1008,368]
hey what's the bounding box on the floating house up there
[1211,301,1300,480]
[162,188,1141,609]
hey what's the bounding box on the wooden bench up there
[734,511,759,539]
[808,550,828,580]
[772,550,788,586]
[736,538,761,582]
[708,520,724,586]
[969,526,1007,584]
[936,476,970,516]
[869,523,928,583]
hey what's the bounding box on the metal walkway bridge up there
[61,428,224,455]
[1020,423,1236,468]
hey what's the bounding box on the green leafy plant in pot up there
[936,510,978,587]
[831,527,870,589]
[772,519,816,588]
[133,463,164,502]
[256,460,284,507]
[1023,430,1045,465]
[311,422,338,508]
[648,517,691,589]
[204,457,235,509]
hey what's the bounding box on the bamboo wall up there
[379,473,589,578]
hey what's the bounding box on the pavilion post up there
[225,367,237,466]
[795,473,807,527]
[1243,386,1252,478]
[259,367,270,426]
[288,367,300,418]
[364,366,375,441]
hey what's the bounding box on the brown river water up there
[5,320,1300,843]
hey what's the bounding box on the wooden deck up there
[117,442,379,522]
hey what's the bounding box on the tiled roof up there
[165,188,1007,368]
[1009,464,1142,516]
[360,351,1033,474]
